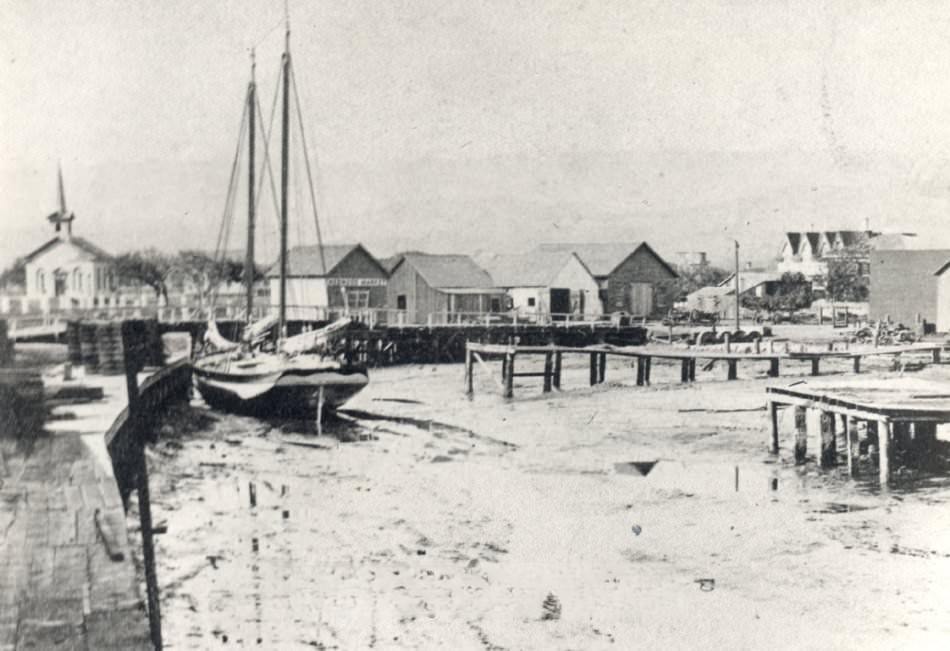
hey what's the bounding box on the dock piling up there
[726,359,738,381]
[768,401,780,453]
[820,411,837,468]
[553,352,562,389]
[543,352,553,393]
[794,406,808,464]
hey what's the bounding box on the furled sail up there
[242,314,279,344]
[281,317,353,356]
[204,320,240,352]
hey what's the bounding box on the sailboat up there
[193,19,369,418]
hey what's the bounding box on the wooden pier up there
[465,341,944,399]
[767,377,950,487]
[1,319,192,650]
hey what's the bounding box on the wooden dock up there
[767,377,950,487]
[465,341,944,399]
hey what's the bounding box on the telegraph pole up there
[734,240,741,329]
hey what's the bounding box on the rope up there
[289,59,327,274]
[209,93,250,314]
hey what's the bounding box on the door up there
[628,283,654,317]
[549,288,570,320]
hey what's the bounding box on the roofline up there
[609,242,678,278]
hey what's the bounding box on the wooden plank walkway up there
[0,430,151,650]
[766,377,950,488]
[465,341,944,398]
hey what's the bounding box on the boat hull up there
[193,360,369,418]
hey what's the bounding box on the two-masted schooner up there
[193,20,369,418]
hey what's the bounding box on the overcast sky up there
[3,0,950,268]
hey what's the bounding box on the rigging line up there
[212,96,249,270]
[250,16,286,50]
[289,59,326,275]
[254,71,284,239]
[211,98,249,313]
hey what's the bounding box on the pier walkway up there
[1,371,151,649]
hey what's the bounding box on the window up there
[527,297,536,307]
[397,295,407,310]
[346,289,370,309]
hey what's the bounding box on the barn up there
[387,253,506,324]
[536,242,678,316]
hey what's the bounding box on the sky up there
[3,0,950,269]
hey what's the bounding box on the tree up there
[0,257,26,289]
[113,249,177,302]
[658,263,731,306]
[175,250,247,309]
[771,272,813,313]
[825,245,870,302]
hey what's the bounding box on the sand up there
[140,350,950,649]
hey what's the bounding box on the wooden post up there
[794,406,808,464]
[136,446,163,650]
[769,400,780,453]
[316,386,325,436]
[810,358,820,376]
[680,358,690,383]
[878,418,891,488]
[553,352,562,389]
[688,358,696,381]
[589,352,598,386]
[820,411,837,468]
[644,356,652,384]
[543,351,553,393]
[846,417,858,477]
[598,352,607,383]
[727,359,738,381]
[636,356,645,386]
[768,358,779,377]
[465,346,474,396]
[504,352,515,399]
[724,332,731,353]
[933,348,942,364]
[853,356,861,373]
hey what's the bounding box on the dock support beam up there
[933,348,942,364]
[794,406,808,464]
[465,347,474,396]
[644,356,652,384]
[553,352,562,389]
[846,417,858,477]
[598,352,607,383]
[768,358,779,377]
[636,356,645,386]
[820,411,837,468]
[768,401,780,453]
[589,352,598,386]
[504,352,515,399]
[680,359,690,383]
[878,418,891,488]
[688,358,696,382]
[811,358,820,376]
[727,360,738,381]
[853,356,861,373]
[543,352,553,393]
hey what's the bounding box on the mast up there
[278,20,290,340]
[244,50,257,322]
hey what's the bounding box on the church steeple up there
[47,163,75,239]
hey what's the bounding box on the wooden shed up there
[536,242,677,316]
[481,251,601,320]
[387,253,506,324]
[266,243,388,320]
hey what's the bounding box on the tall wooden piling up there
[794,406,808,464]
[464,346,474,396]
[553,352,562,389]
[598,352,607,383]
[853,356,861,373]
[810,358,820,376]
[820,411,837,468]
[768,358,779,377]
[769,401,780,453]
[688,358,696,381]
[878,419,891,487]
[680,359,690,383]
[543,352,554,393]
[727,360,738,381]
[845,417,858,477]
[589,352,598,386]
[504,352,515,399]
[636,356,645,386]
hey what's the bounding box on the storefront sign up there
[326,278,387,287]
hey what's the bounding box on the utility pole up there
[734,240,741,329]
